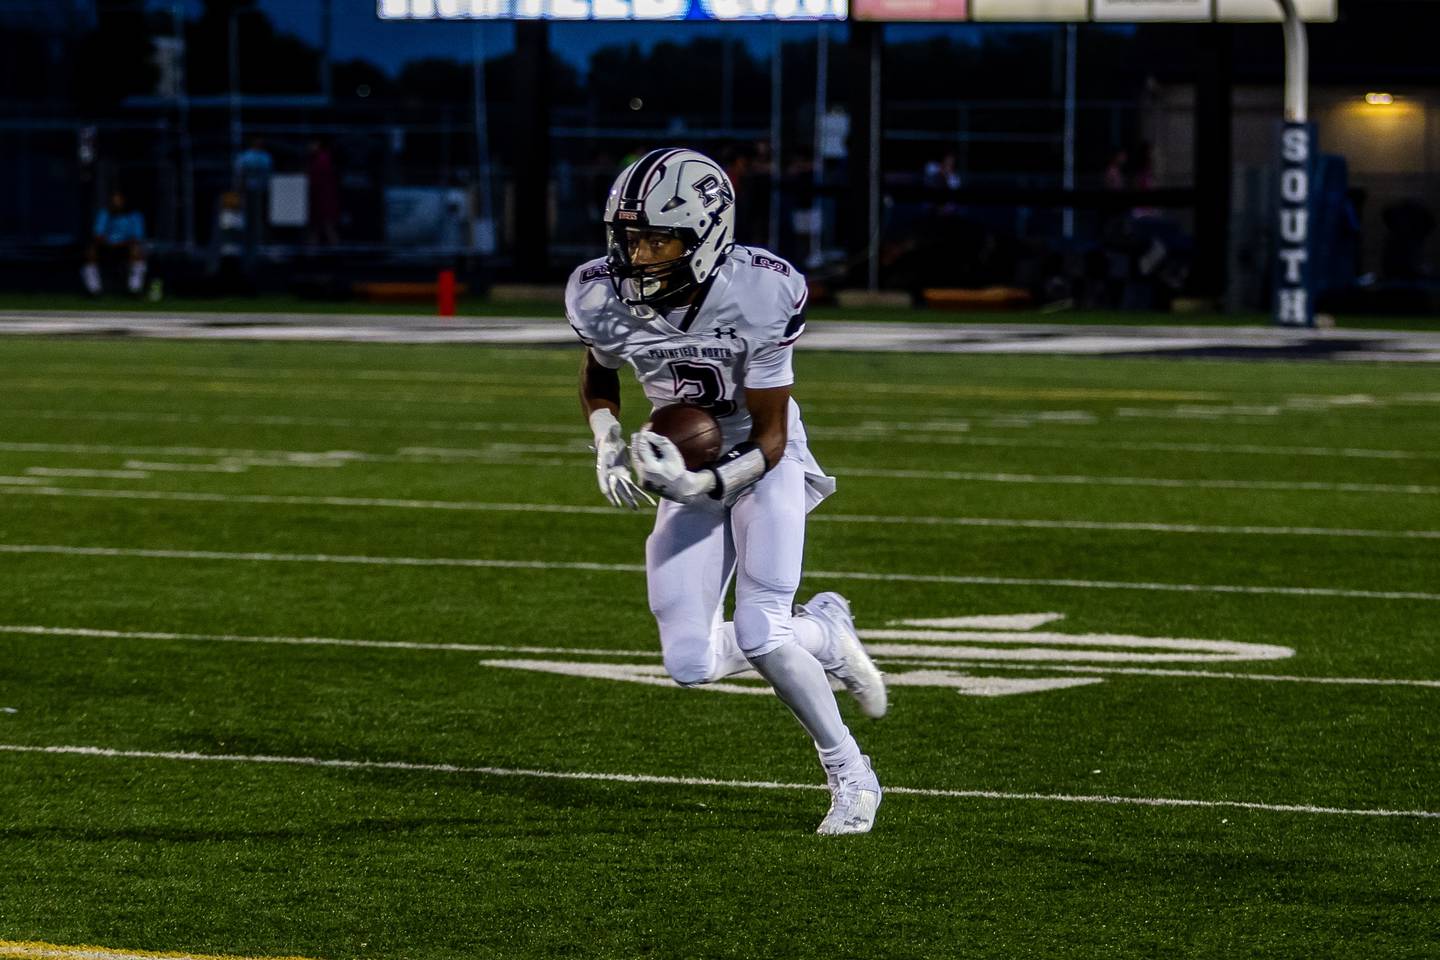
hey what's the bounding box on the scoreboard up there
[851,0,1336,20]
[377,0,847,18]
[377,0,1334,18]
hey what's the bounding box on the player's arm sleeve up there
[92,210,107,239]
[746,341,794,389]
[744,271,807,389]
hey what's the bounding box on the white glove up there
[590,409,654,510]
[630,430,717,505]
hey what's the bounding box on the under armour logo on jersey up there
[692,175,734,209]
[712,326,738,339]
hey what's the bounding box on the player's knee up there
[655,616,718,687]
[732,602,788,659]
[662,647,715,688]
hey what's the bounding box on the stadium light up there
[1365,92,1395,106]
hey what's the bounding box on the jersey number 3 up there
[669,361,736,418]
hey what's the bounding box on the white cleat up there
[799,591,888,719]
[817,756,882,836]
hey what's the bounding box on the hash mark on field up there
[0,940,319,960]
[1,543,1435,602]
[2,743,1436,821]
[4,485,1435,540]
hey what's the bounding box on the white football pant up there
[646,453,823,683]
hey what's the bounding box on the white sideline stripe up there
[1,485,1434,541]
[11,409,1439,461]
[1,743,1434,820]
[0,543,1435,602]
[6,623,1434,689]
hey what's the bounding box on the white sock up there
[128,261,146,293]
[747,643,849,751]
[82,264,102,295]
[789,614,835,666]
[818,736,865,781]
[711,621,753,680]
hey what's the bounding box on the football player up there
[569,147,888,835]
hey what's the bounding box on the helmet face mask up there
[603,148,736,310]
[605,225,697,307]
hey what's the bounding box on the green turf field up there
[0,336,1437,959]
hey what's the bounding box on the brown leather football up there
[644,404,723,470]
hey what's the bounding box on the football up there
[644,403,723,470]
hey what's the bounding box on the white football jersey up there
[567,245,810,450]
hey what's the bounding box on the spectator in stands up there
[306,138,341,246]
[82,190,146,296]
[236,137,273,264]
[923,152,962,191]
[1103,148,1129,191]
[1128,141,1159,218]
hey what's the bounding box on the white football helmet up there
[603,147,736,308]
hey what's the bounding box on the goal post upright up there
[1274,0,1318,327]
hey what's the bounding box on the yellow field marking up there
[0,942,319,960]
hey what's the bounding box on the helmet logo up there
[692,174,733,209]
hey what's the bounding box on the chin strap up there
[708,441,767,500]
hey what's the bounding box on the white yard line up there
[122,461,248,474]
[7,408,1438,461]
[1,743,1434,820]
[843,466,1439,496]
[2,485,1435,541]
[6,623,1434,689]
[0,941,318,960]
[4,438,1431,494]
[0,543,1434,601]
[877,658,1440,689]
[11,362,577,387]
[23,468,152,480]
[0,624,653,657]
[859,432,1440,461]
[0,440,550,468]
[0,378,575,403]
[1,409,581,435]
